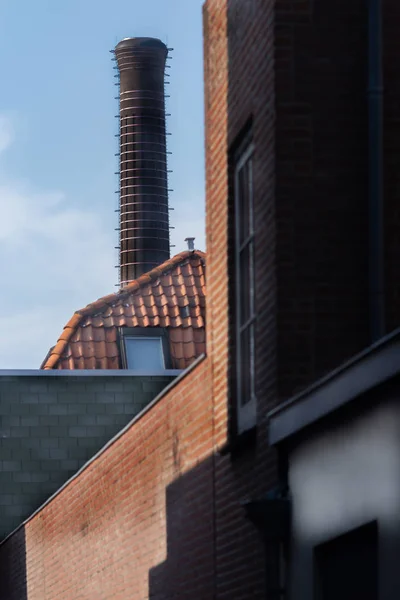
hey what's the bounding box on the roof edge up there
[79,249,205,317]
[268,327,400,446]
[42,312,84,370]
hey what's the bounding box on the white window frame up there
[234,142,257,433]
[119,328,180,375]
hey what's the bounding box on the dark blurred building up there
[269,330,400,600]
[203,0,400,597]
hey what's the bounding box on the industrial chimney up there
[113,37,170,287]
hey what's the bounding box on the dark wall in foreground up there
[0,373,174,540]
[274,0,370,397]
[287,384,400,600]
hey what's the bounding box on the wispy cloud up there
[0,115,115,368]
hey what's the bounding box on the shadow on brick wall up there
[0,527,27,600]
[148,456,216,599]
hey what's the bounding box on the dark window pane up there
[315,522,377,600]
[235,147,255,414]
[239,245,251,325]
[238,160,250,244]
[239,325,254,406]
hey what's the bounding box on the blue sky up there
[0,0,206,368]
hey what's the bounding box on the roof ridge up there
[42,250,206,370]
[79,250,205,317]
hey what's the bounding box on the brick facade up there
[2,0,400,598]
[0,374,173,540]
[204,0,280,597]
[205,0,400,594]
[274,0,370,398]
[274,0,400,398]
[0,361,215,599]
[208,0,400,405]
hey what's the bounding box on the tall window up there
[234,142,256,433]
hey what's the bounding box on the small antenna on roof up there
[185,237,195,251]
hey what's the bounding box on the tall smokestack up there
[113,37,170,287]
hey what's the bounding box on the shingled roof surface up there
[42,251,206,370]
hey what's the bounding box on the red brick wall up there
[204,0,279,598]
[203,0,230,450]
[0,360,215,600]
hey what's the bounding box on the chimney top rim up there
[115,37,167,52]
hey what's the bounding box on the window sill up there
[218,425,257,458]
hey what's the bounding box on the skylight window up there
[124,336,165,371]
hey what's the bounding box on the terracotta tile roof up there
[41,251,206,370]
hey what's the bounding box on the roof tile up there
[183,341,196,360]
[42,251,206,370]
[93,328,106,342]
[81,327,94,343]
[108,356,120,369]
[105,328,117,343]
[75,356,86,369]
[106,342,119,359]
[85,357,96,369]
